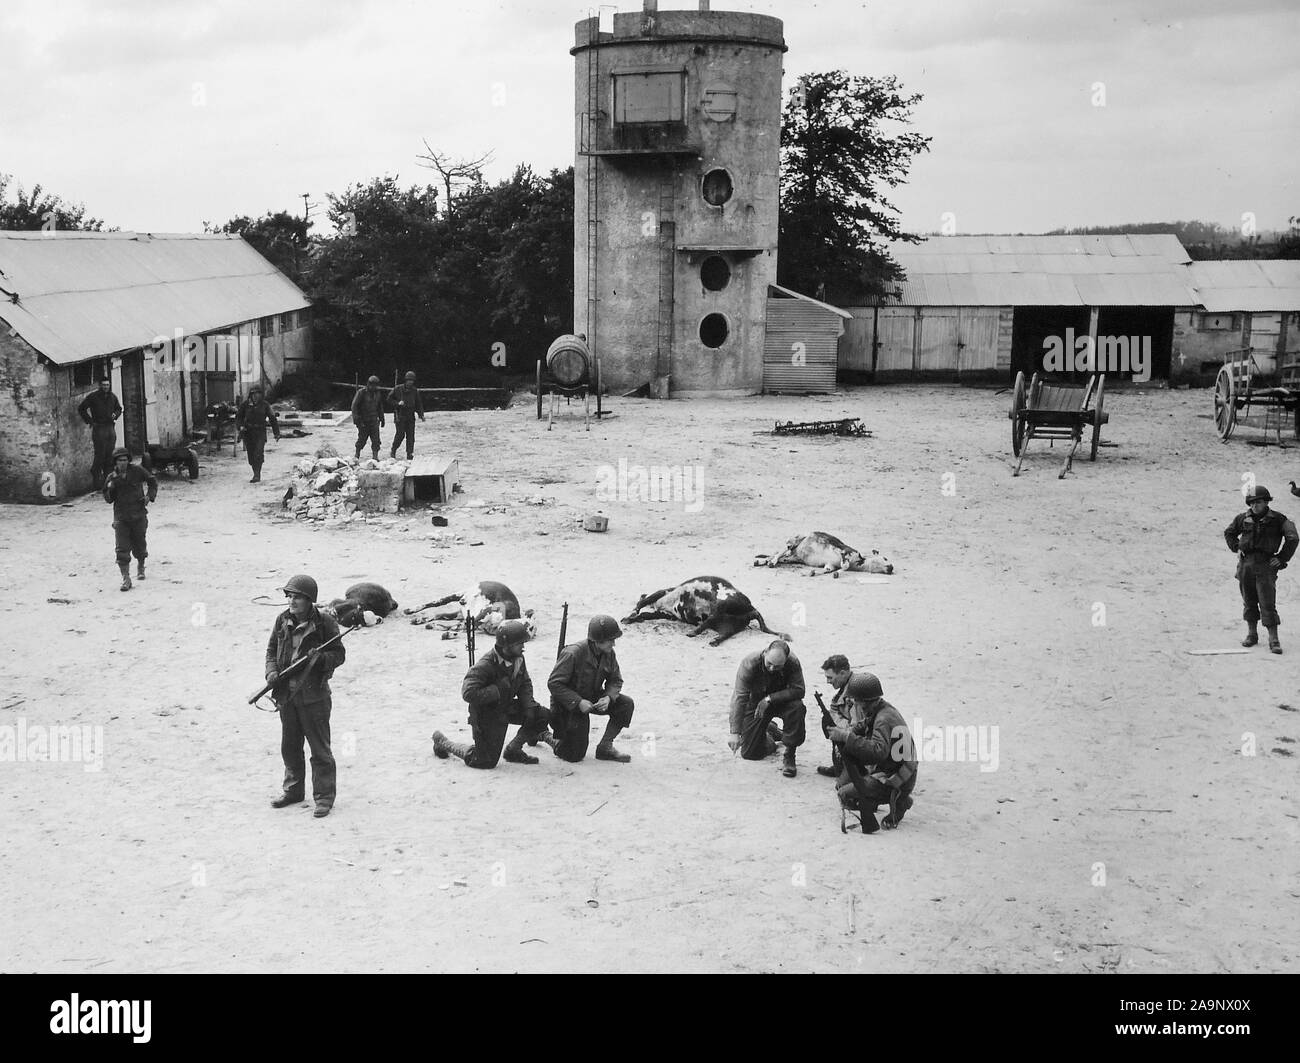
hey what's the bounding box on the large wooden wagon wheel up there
[1010,371,1027,456]
[1213,365,1237,441]
[1089,373,1105,460]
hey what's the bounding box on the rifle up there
[466,614,477,666]
[248,625,355,708]
[817,689,875,834]
[814,689,836,739]
[557,602,568,659]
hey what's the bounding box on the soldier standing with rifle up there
[548,614,635,763]
[351,375,386,461]
[265,574,348,818]
[432,619,552,768]
[827,673,917,834]
[1225,485,1298,654]
[387,371,426,460]
[235,385,281,483]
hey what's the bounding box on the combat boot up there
[118,563,132,592]
[595,722,630,762]
[782,748,797,778]
[431,730,471,762]
[1242,622,1259,647]
[1267,626,1282,654]
[136,560,146,581]
[883,791,913,829]
[503,731,539,765]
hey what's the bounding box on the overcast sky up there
[1,0,1296,236]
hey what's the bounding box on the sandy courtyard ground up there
[1,384,1296,973]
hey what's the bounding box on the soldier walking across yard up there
[827,672,917,834]
[387,371,426,460]
[266,575,347,818]
[351,375,386,461]
[1225,485,1299,653]
[102,446,156,592]
[728,640,806,777]
[235,385,281,483]
[433,620,552,768]
[77,376,122,488]
[547,615,635,763]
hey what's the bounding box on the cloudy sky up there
[1,0,1296,236]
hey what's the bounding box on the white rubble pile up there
[286,453,413,522]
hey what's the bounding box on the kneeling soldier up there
[433,619,551,768]
[729,640,806,777]
[828,672,917,833]
[103,446,157,591]
[817,654,855,777]
[267,574,347,818]
[1225,485,1298,654]
[548,615,635,763]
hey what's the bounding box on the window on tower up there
[701,169,733,207]
[612,71,686,124]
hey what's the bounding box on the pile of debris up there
[283,444,412,521]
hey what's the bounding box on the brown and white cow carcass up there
[759,532,893,575]
[622,576,791,647]
[326,581,400,627]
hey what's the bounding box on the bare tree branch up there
[415,141,496,213]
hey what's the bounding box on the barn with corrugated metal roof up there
[762,284,850,394]
[1176,260,1300,384]
[0,231,312,502]
[838,234,1200,384]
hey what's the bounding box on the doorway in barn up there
[1095,307,1172,382]
[119,350,147,456]
[1010,306,1090,381]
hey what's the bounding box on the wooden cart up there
[1008,371,1108,478]
[1213,349,1300,444]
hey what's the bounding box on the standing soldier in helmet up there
[266,574,347,818]
[728,640,806,778]
[102,446,157,591]
[1225,485,1299,654]
[387,371,426,460]
[432,619,552,769]
[77,375,122,488]
[827,672,917,833]
[235,384,281,483]
[350,375,386,461]
[547,615,635,763]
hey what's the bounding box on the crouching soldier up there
[728,640,806,778]
[828,673,917,834]
[236,385,281,483]
[103,446,157,591]
[547,615,635,763]
[1225,485,1299,654]
[432,620,551,768]
[266,575,347,818]
[817,654,855,778]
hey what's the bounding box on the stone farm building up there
[0,232,312,503]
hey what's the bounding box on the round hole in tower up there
[700,255,731,292]
[701,169,733,207]
[699,313,729,349]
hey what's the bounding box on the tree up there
[778,72,930,303]
[0,173,106,231]
[204,210,311,285]
[415,143,495,215]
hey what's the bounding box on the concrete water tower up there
[572,2,786,397]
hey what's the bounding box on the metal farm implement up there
[1213,349,1300,445]
[1008,371,1108,478]
[774,418,870,437]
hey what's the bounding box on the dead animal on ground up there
[405,579,537,636]
[622,576,790,647]
[757,532,893,575]
[325,581,400,628]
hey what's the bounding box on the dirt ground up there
[1,384,1296,974]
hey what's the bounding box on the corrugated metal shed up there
[1187,260,1300,312]
[882,234,1200,307]
[764,284,847,394]
[0,231,310,365]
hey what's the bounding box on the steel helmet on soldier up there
[282,574,319,603]
[845,672,883,701]
[111,446,131,461]
[367,375,381,385]
[496,619,531,646]
[588,615,622,641]
[1247,486,1273,503]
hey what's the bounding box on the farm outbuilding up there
[1174,260,1300,386]
[762,284,850,394]
[0,231,312,503]
[838,235,1200,384]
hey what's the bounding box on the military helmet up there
[845,672,884,701]
[1247,486,1273,503]
[588,615,622,641]
[367,375,381,385]
[495,619,531,646]
[282,574,319,603]
[404,371,416,381]
[111,446,131,461]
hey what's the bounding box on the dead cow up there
[762,532,893,575]
[622,576,791,647]
[405,579,536,636]
[327,581,399,627]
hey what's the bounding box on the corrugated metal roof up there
[767,283,852,318]
[0,231,310,365]
[1187,260,1300,312]
[880,233,1200,307]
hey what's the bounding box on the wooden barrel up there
[545,335,590,387]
